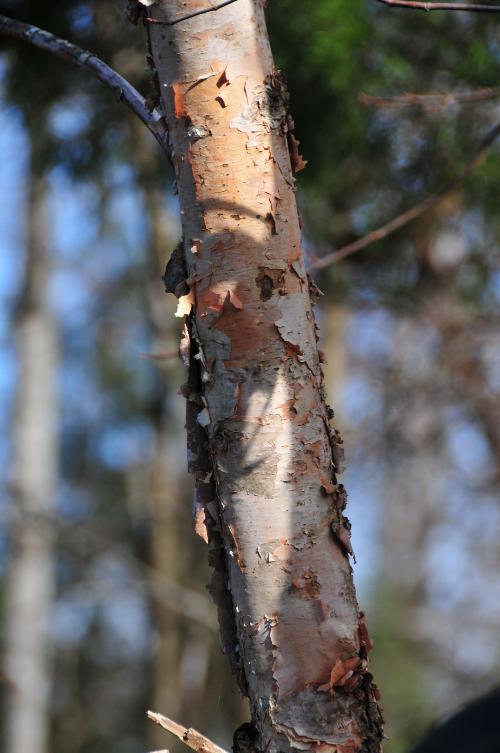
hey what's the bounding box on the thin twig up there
[145,0,240,26]
[359,87,500,109]
[0,13,169,153]
[313,121,500,269]
[376,0,500,12]
[147,711,229,753]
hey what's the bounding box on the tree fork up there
[146,2,383,751]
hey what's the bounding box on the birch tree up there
[0,4,384,752]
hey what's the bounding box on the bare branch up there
[147,712,229,753]
[0,13,169,153]
[313,121,500,269]
[359,87,500,109]
[376,0,500,12]
[144,0,240,25]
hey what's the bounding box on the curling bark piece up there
[147,2,383,751]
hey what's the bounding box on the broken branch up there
[0,13,169,153]
[147,712,229,753]
[375,0,500,12]
[313,121,500,268]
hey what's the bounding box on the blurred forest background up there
[1,2,500,752]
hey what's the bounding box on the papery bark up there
[146,3,383,751]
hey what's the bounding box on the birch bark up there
[146,2,384,751]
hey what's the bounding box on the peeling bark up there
[146,3,383,751]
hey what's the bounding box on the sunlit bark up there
[147,3,383,751]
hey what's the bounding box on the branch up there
[359,87,500,109]
[147,712,229,753]
[376,0,500,12]
[143,0,240,25]
[0,14,169,153]
[313,121,500,269]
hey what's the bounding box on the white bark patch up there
[137,0,158,6]
[186,124,212,142]
[275,294,317,375]
[197,408,211,428]
[230,79,288,135]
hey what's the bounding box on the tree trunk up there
[4,174,58,753]
[146,2,383,751]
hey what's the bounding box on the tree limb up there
[0,13,169,153]
[143,0,240,26]
[376,0,500,12]
[147,711,229,753]
[313,121,500,269]
[359,87,500,109]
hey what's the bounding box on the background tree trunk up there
[4,170,58,753]
[147,2,383,751]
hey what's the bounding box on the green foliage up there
[268,0,500,295]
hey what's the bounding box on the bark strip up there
[147,2,383,752]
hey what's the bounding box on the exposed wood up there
[147,711,229,753]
